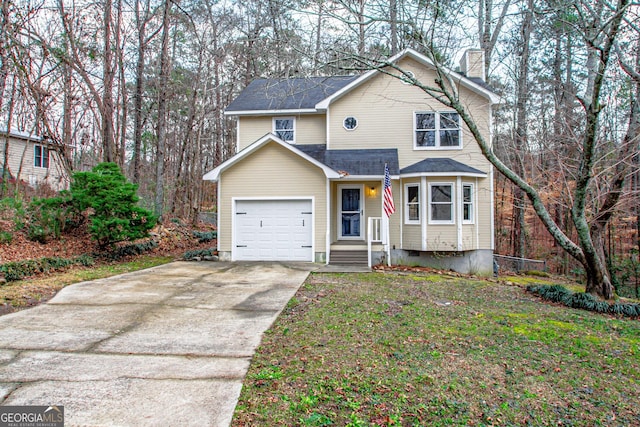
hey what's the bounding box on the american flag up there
[383,163,395,217]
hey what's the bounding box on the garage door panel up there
[235,200,313,261]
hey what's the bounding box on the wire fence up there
[494,254,547,274]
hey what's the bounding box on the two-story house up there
[0,129,68,191]
[203,48,499,274]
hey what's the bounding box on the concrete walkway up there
[0,261,313,426]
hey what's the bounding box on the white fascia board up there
[400,171,487,179]
[333,174,400,181]
[316,48,500,110]
[203,133,340,181]
[397,49,501,105]
[224,108,317,116]
[0,129,43,142]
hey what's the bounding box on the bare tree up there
[154,0,172,219]
[350,0,633,298]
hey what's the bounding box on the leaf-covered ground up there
[234,272,640,426]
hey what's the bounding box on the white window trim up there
[401,70,415,85]
[33,144,49,169]
[337,184,364,240]
[404,183,420,225]
[462,183,474,224]
[428,182,455,225]
[413,111,463,150]
[273,116,296,143]
[343,116,358,131]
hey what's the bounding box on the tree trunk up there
[132,0,150,184]
[154,0,172,220]
[477,0,512,81]
[389,0,397,55]
[314,0,324,71]
[512,0,533,264]
[102,0,116,162]
[357,0,365,56]
[1,79,15,198]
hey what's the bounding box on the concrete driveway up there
[0,261,313,426]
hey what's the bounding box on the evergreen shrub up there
[0,255,94,282]
[70,163,156,247]
[183,248,215,260]
[192,230,216,243]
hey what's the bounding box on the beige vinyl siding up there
[425,225,458,251]
[328,57,492,171]
[218,141,327,254]
[0,138,66,190]
[237,117,272,150]
[461,225,477,250]
[403,224,421,250]
[475,177,493,249]
[237,114,326,151]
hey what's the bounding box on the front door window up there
[340,187,362,239]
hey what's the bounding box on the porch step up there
[330,250,368,265]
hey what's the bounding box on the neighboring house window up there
[429,183,454,224]
[274,117,295,143]
[414,112,461,149]
[463,183,474,223]
[405,184,420,224]
[34,144,50,168]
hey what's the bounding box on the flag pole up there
[382,163,395,267]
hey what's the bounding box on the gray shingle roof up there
[296,145,399,176]
[401,158,486,175]
[226,76,360,112]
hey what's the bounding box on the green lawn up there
[233,272,640,426]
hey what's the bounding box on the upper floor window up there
[34,144,50,169]
[274,117,295,143]
[414,112,461,149]
[463,183,474,223]
[343,116,358,131]
[405,184,420,224]
[429,183,454,224]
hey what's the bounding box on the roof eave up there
[400,171,487,178]
[316,48,500,109]
[333,174,400,180]
[224,108,318,116]
[203,133,340,181]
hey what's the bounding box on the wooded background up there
[1,0,639,285]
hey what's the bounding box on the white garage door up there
[234,199,313,261]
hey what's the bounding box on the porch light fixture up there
[368,186,377,197]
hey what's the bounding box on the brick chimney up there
[459,49,486,81]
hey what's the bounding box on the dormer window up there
[414,111,461,149]
[274,117,295,143]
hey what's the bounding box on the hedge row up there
[1,255,95,282]
[183,248,216,260]
[103,240,159,260]
[192,230,216,243]
[527,284,640,318]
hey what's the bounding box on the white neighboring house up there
[0,129,68,191]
